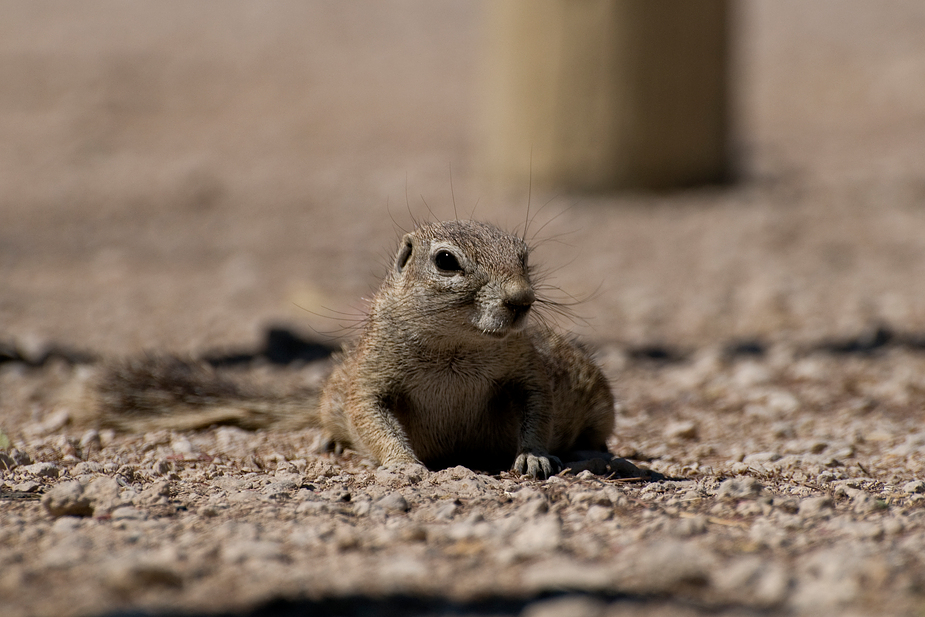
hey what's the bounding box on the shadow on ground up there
[3,323,925,371]
[101,591,756,617]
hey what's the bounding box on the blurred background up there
[2,0,925,357]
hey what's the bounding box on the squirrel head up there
[384,220,535,341]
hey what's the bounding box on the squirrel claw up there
[512,452,563,480]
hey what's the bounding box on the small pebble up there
[353,500,372,516]
[42,481,93,518]
[434,501,460,521]
[12,481,40,493]
[222,537,277,565]
[586,504,612,522]
[902,480,925,494]
[673,515,708,537]
[111,506,146,521]
[512,516,561,555]
[150,459,173,476]
[72,461,103,475]
[105,558,183,591]
[717,477,764,500]
[22,462,60,479]
[83,477,122,515]
[263,481,297,499]
[665,420,698,441]
[798,496,834,519]
[51,516,82,534]
[516,497,549,518]
[375,492,410,513]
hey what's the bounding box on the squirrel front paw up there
[512,452,562,480]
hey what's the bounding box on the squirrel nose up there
[503,278,536,310]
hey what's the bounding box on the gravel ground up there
[2,343,925,617]
[3,2,925,616]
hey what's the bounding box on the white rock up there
[352,500,372,517]
[512,516,561,555]
[521,558,615,594]
[616,540,716,594]
[750,517,788,549]
[11,481,40,493]
[790,547,880,610]
[295,500,330,515]
[716,477,764,500]
[42,481,93,517]
[212,476,247,492]
[111,506,146,520]
[136,480,172,506]
[263,480,297,498]
[848,522,884,541]
[170,436,195,454]
[375,492,410,513]
[713,556,790,607]
[103,554,182,591]
[373,468,407,487]
[515,497,549,519]
[586,504,613,522]
[222,539,285,563]
[672,515,707,537]
[798,496,833,519]
[83,476,122,515]
[51,516,82,534]
[728,462,750,475]
[742,452,782,464]
[71,461,102,475]
[22,462,60,478]
[434,501,460,521]
[665,420,698,441]
[41,535,93,568]
[902,480,925,494]
[733,362,772,387]
[376,462,427,485]
[850,491,880,514]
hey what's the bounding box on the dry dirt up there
[3,2,925,616]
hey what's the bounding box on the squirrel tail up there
[92,356,322,433]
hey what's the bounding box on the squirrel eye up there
[433,249,463,273]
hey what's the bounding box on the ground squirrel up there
[97,220,616,479]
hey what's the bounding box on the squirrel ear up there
[395,236,413,272]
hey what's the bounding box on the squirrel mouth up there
[477,308,530,339]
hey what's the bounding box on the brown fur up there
[316,220,615,478]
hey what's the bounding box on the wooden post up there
[478,0,729,191]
